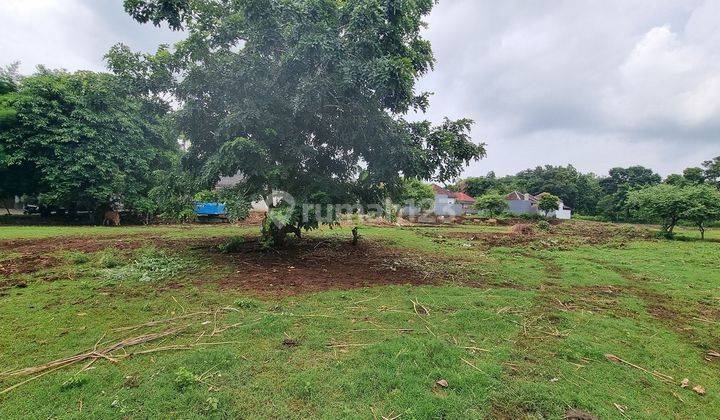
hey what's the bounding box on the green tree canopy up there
[112,0,485,245]
[474,193,507,218]
[498,165,602,214]
[599,166,662,195]
[596,166,662,221]
[682,167,706,185]
[537,193,560,217]
[460,172,501,197]
[703,156,720,188]
[397,179,434,211]
[682,184,720,239]
[0,69,178,213]
[626,184,689,234]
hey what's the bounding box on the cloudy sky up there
[2,0,719,177]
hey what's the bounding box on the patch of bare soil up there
[422,230,538,249]
[552,221,654,245]
[0,235,149,283]
[0,254,60,277]
[200,239,437,296]
[417,220,652,250]
[0,235,146,255]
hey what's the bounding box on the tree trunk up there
[352,227,359,246]
[699,223,705,240]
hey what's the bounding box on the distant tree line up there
[453,159,720,225]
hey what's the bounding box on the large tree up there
[682,184,720,240]
[112,0,485,245]
[626,184,689,235]
[599,166,661,195]
[0,68,178,215]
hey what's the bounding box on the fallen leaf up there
[692,385,706,395]
[680,378,690,388]
[707,350,719,358]
[436,379,448,388]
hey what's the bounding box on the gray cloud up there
[1,0,718,176]
[417,0,720,176]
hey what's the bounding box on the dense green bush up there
[218,236,245,253]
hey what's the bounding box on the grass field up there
[0,220,718,418]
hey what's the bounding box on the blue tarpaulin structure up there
[194,202,226,217]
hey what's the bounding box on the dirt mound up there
[511,223,535,235]
[202,239,434,296]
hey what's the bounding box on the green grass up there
[0,224,257,240]
[0,222,718,418]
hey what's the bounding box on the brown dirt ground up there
[0,236,148,280]
[0,234,447,296]
[418,220,653,250]
[0,254,60,277]
[418,229,538,249]
[0,235,146,255]
[198,239,438,296]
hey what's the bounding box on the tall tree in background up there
[511,165,602,214]
[597,166,661,221]
[460,172,501,197]
[0,69,178,216]
[113,0,485,245]
[682,167,706,185]
[599,166,662,195]
[704,156,720,188]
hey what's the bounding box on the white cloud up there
[0,0,183,74]
[1,0,101,73]
[605,23,720,134]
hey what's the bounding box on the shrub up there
[104,249,188,282]
[68,251,90,265]
[174,367,200,391]
[98,250,122,269]
[536,220,551,231]
[234,298,260,309]
[218,236,245,253]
